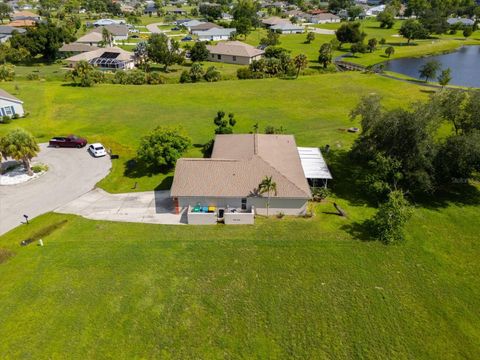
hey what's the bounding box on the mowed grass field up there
[0,194,479,359]
[1,68,479,359]
[0,73,429,192]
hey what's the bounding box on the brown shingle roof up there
[59,43,100,53]
[189,22,222,31]
[206,41,264,58]
[171,134,311,199]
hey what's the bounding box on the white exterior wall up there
[0,98,24,117]
[187,211,217,225]
[113,35,129,42]
[177,196,308,216]
[198,34,231,41]
[208,53,262,65]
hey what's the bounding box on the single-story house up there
[76,25,129,46]
[0,25,26,43]
[92,19,126,27]
[447,17,475,26]
[65,47,135,70]
[0,88,24,118]
[222,12,233,21]
[206,41,264,65]
[195,28,236,41]
[167,8,188,15]
[189,21,222,32]
[182,19,205,31]
[171,134,314,224]
[174,18,192,25]
[270,23,304,34]
[261,16,291,28]
[308,13,341,24]
[59,43,100,55]
[365,5,386,16]
[11,10,41,21]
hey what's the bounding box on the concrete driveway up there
[0,144,111,235]
[55,188,186,225]
[146,22,168,34]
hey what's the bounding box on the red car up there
[49,135,87,148]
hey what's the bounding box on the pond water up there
[384,45,480,88]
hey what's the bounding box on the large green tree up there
[335,22,366,48]
[147,33,183,71]
[0,2,11,23]
[399,19,428,44]
[137,127,191,170]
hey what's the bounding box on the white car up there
[88,143,107,157]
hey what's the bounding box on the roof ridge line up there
[254,155,310,197]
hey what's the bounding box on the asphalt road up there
[0,144,111,235]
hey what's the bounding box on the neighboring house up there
[447,17,475,26]
[195,27,236,41]
[0,26,26,43]
[174,18,192,25]
[65,47,136,70]
[189,22,222,32]
[167,8,188,15]
[182,19,205,30]
[222,12,233,21]
[270,23,304,34]
[206,41,264,64]
[93,19,126,26]
[0,88,24,118]
[170,134,314,224]
[307,13,341,24]
[76,25,129,46]
[59,43,100,55]
[365,5,386,16]
[11,10,41,22]
[261,16,291,28]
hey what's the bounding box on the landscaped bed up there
[0,162,48,186]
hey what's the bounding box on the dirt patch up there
[0,249,14,264]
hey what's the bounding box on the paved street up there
[0,144,111,235]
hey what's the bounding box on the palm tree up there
[0,128,39,176]
[293,54,308,79]
[258,176,277,216]
[101,27,113,47]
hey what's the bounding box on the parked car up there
[88,143,107,157]
[49,135,87,148]
[181,36,192,42]
[171,27,180,30]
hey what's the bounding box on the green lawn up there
[0,73,428,192]
[0,187,478,358]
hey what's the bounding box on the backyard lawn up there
[0,73,428,192]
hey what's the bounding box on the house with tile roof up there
[206,41,264,65]
[171,134,314,223]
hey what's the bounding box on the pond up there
[384,45,480,88]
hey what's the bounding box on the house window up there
[217,54,221,60]
[3,106,13,116]
[241,198,247,210]
[233,56,237,61]
[211,54,214,58]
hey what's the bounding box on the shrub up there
[11,114,19,119]
[204,66,221,82]
[311,187,331,202]
[31,163,48,173]
[2,116,12,124]
[276,211,285,219]
[27,73,40,80]
[180,70,191,83]
[379,38,386,45]
[368,190,412,244]
[146,72,165,85]
[0,64,15,81]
